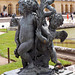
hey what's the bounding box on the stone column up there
[63,4,65,13]
[12,4,16,14]
[68,5,70,13]
[1,5,3,12]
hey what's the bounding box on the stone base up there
[18,66,55,75]
[8,27,18,31]
[2,65,74,75]
[1,68,20,75]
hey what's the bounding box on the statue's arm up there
[44,5,56,17]
[15,19,20,45]
[55,31,68,42]
[46,0,55,5]
[46,5,56,13]
[44,11,54,17]
[36,26,54,44]
[14,21,20,58]
[15,29,20,47]
[41,26,53,42]
[41,26,50,36]
[36,29,49,44]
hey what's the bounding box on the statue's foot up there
[17,68,23,74]
[28,63,34,68]
[54,63,63,71]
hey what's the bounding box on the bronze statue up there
[14,0,68,75]
[36,13,67,68]
[14,0,38,69]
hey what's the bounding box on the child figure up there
[36,13,68,68]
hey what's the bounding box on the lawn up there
[0,31,19,61]
[0,29,72,74]
[0,61,22,74]
[0,29,8,32]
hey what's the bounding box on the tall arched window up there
[61,4,63,13]
[16,4,19,15]
[70,5,72,13]
[8,4,12,15]
[65,4,68,13]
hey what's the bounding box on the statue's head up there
[18,0,38,15]
[49,14,64,29]
[12,14,15,18]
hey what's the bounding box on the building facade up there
[51,0,75,14]
[0,0,75,16]
[0,0,19,16]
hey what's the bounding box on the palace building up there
[0,0,75,16]
[0,0,19,16]
[51,0,75,14]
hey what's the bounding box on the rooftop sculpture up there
[14,0,68,75]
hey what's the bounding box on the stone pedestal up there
[18,67,55,75]
[2,65,75,75]
[8,27,18,31]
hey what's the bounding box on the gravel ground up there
[0,56,12,65]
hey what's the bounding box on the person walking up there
[67,13,69,20]
[70,13,73,20]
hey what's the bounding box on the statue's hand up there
[14,49,19,58]
[47,34,53,42]
[36,29,41,38]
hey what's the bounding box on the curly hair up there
[18,0,38,12]
[49,13,64,23]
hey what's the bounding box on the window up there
[61,4,63,13]
[70,5,72,13]
[65,4,68,13]
[16,4,19,15]
[8,4,12,15]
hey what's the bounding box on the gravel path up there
[0,32,5,35]
[0,56,12,65]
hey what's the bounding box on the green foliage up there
[0,31,22,74]
[49,59,71,66]
[0,60,22,74]
[58,59,71,66]
[0,29,7,32]
[0,31,19,61]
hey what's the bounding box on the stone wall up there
[55,46,75,54]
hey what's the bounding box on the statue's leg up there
[50,43,63,69]
[18,39,34,68]
[18,39,34,54]
[21,57,28,68]
[50,47,57,63]
[42,51,51,67]
[50,42,57,64]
